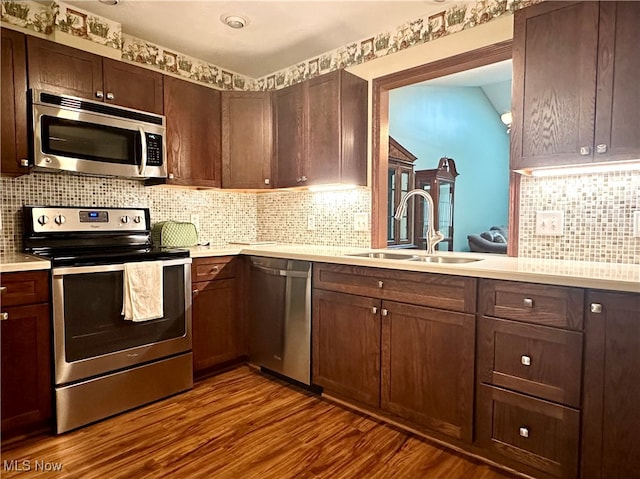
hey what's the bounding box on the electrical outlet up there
[307,214,316,231]
[535,210,564,236]
[353,213,369,232]
[190,214,200,233]
[633,211,640,238]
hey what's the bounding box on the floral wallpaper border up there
[2,0,541,92]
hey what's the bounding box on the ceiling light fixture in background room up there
[221,15,248,29]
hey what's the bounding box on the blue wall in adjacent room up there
[389,84,510,252]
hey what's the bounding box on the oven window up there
[62,264,185,362]
[42,116,141,165]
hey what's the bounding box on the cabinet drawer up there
[478,317,583,407]
[477,385,579,479]
[192,257,236,282]
[479,279,584,330]
[314,263,476,313]
[0,271,49,307]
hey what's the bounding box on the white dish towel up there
[122,261,164,322]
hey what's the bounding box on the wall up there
[0,174,370,253]
[389,84,510,251]
[519,171,640,264]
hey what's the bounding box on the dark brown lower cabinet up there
[191,257,243,376]
[312,289,381,408]
[581,290,640,479]
[381,300,474,442]
[477,385,580,479]
[1,303,52,438]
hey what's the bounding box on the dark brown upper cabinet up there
[163,75,222,188]
[511,1,640,171]
[221,91,273,189]
[1,28,29,177]
[274,70,367,188]
[27,36,163,114]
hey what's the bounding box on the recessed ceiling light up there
[221,15,248,29]
[98,0,119,5]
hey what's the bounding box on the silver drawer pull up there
[579,146,591,156]
[106,92,115,100]
[1,312,8,321]
[378,281,384,288]
[372,306,378,314]
[523,298,534,308]
[590,303,602,314]
[95,90,104,99]
[0,286,6,293]
[519,427,529,438]
[521,355,531,366]
[596,144,607,154]
[381,309,388,317]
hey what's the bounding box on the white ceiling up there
[63,0,460,78]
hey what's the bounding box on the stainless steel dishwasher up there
[248,256,311,385]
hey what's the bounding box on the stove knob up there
[121,215,130,224]
[133,215,142,224]
[37,215,49,226]
[54,215,66,225]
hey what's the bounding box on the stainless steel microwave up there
[30,89,167,179]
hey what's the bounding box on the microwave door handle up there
[138,126,147,177]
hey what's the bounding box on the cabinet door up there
[381,301,474,442]
[274,83,305,188]
[192,278,238,373]
[102,58,163,114]
[1,303,52,437]
[221,91,273,189]
[306,71,340,185]
[582,291,640,479]
[511,1,599,170]
[163,76,221,187]
[27,36,103,100]
[593,1,640,163]
[312,289,380,407]
[1,28,29,176]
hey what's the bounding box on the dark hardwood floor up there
[1,367,515,478]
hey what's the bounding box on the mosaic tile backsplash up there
[0,175,371,254]
[518,171,640,264]
[0,173,258,253]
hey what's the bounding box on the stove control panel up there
[29,207,150,233]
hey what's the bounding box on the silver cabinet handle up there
[378,281,384,288]
[521,355,531,366]
[596,144,607,154]
[590,303,602,314]
[192,289,199,295]
[20,159,29,167]
[0,286,6,293]
[523,298,534,308]
[95,90,104,99]
[579,146,591,156]
[519,427,529,438]
[264,178,270,185]
[300,175,307,182]
[1,312,8,321]
[168,173,175,179]
[380,309,388,317]
[106,92,115,100]
[372,306,378,314]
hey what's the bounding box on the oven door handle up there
[139,126,148,177]
[53,257,191,276]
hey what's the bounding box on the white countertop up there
[1,253,51,273]
[2,244,638,293]
[189,243,640,293]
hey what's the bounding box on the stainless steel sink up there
[346,252,416,260]
[407,255,482,264]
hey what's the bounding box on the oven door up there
[52,258,191,385]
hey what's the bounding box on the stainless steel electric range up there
[23,205,193,433]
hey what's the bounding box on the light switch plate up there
[354,213,369,231]
[307,214,316,231]
[535,210,564,236]
[633,211,640,238]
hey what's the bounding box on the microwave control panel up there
[146,133,163,166]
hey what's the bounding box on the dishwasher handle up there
[252,263,309,278]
